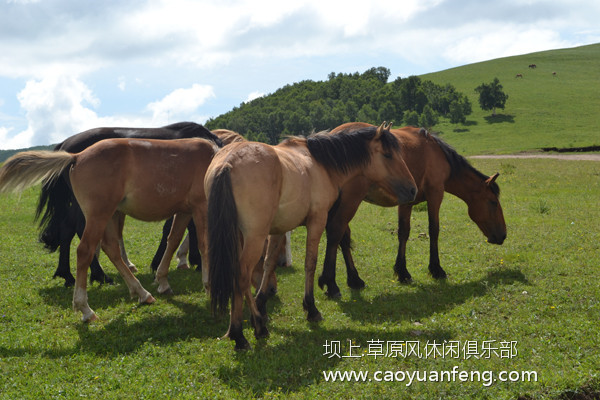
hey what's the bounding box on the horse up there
[0,137,220,322]
[529,64,537,69]
[205,122,418,350]
[515,74,523,78]
[317,122,506,298]
[36,122,222,287]
[149,128,285,294]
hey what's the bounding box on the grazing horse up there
[317,123,506,298]
[205,123,417,350]
[515,74,523,78]
[36,122,222,287]
[0,138,220,321]
[529,64,537,69]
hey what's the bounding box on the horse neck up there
[444,168,484,204]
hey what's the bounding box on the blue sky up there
[0,0,598,149]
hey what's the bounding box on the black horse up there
[35,122,222,286]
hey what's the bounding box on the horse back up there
[71,138,216,221]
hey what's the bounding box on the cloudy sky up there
[0,0,598,149]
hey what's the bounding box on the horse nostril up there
[269,286,278,297]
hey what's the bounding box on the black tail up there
[208,166,240,316]
[35,175,74,252]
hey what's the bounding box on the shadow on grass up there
[484,114,515,124]
[38,267,206,310]
[337,268,528,324]
[216,326,454,397]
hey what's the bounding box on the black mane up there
[306,126,400,174]
[429,134,500,196]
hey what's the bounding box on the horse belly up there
[117,189,189,222]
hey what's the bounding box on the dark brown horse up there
[36,122,222,286]
[0,137,220,321]
[318,122,506,298]
[206,123,417,350]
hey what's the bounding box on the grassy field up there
[1,156,599,399]
[421,43,600,155]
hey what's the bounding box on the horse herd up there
[0,121,506,350]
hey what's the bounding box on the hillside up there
[0,145,55,163]
[2,44,598,162]
[421,43,600,154]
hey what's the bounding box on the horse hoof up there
[307,311,323,322]
[325,290,342,299]
[431,271,447,280]
[142,295,156,304]
[159,288,174,296]
[234,342,251,351]
[347,278,366,290]
[83,313,98,323]
[177,264,190,270]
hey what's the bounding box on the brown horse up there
[205,123,417,350]
[162,128,282,294]
[317,122,506,298]
[0,138,220,322]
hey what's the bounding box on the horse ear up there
[486,172,499,186]
[384,121,393,131]
[375,122,387,139]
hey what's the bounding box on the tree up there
[418,105,438,130]
[475,78,508,116]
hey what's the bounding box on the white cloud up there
[146,84,215,125]
[245,91,265,103]
[16,75,101,146]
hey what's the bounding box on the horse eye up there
[489,200,498,208]
[383,153,393,159]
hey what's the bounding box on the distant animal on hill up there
[529,64,537,69]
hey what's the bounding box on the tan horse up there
[0,138,219,322]
[205,122,417,350]
[317,122,506,298]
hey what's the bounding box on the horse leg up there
[74,207,113,285]
[150,217,172,272]
[276,231,292,267]
[155,213,191,295]
[255,234,285,319]
[318,224,343,298]
[191,208,209,291]
[340,226,365,290]
[54,217,76,286]
[101,213,155,303]
[319,191,363,297]
[73,225,102,322]
[426,194,446,280]
[116,212,137,273]
[187,220,202,271]
[303,216,327,322]
[175,233,190,269]
[394,204,413,283]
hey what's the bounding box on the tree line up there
[205,67,474,144]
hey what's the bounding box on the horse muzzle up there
[395,182,418,204]
[487,231,506,245]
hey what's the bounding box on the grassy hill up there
[421,43,600,155]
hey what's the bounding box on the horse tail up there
[0,151,75,195]
[207,165,240,316]
[35,172,74,252]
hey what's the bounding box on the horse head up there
[364,122,417,205]
[468,172,506,245]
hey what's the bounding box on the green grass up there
[1,157,599,399]
[421,43,600,155]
